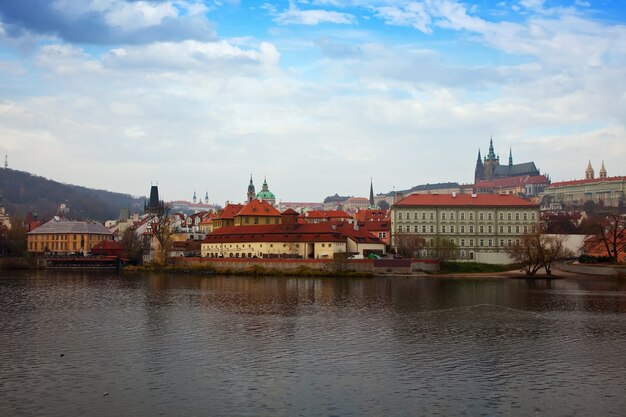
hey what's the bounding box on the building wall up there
[542,178,626,208]
[27,233,112,254]
[391,205,540,263]
[234,215,281,226]
[201,240,346,259]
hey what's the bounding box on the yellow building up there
[233,199,281,226]
[27,217,113,254]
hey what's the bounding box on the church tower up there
[482,137,500,180]
[474,149,484,183]
[585,161,594,179]
[599,161,607,179]
[247,176,256,203]
[192,190,197,204]
[204,191,209,204]
[508,147,513,167]
[369,178,376,209]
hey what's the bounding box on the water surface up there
[1,272,625,416]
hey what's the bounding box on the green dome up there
[256,190,275,199]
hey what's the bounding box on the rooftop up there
[393,193,538,207]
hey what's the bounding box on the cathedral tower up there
[585,161,594,179]
[599,161,607,179]
[247,176,256,203]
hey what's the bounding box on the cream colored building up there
[541,162,625,210]
[392,193,540,264]
[27,217,113,254]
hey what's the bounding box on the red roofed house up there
[392,193,540,264]
[300,210,352,224]
[212,203,244,230]
[91,240,125,258]
[202,209,385,259]
[234,199,281,226]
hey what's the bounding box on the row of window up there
[397,224,536,234]
[396,211,536,221]
[420,238,521,248]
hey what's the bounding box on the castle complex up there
[474,138,540,183]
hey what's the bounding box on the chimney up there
[471,193,477,198]
[452,192,457,198]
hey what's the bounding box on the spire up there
[585,160,594,180]
[369,178,375,208]
[247,175,256,202]
[508,147,513,166]
[599,161,607,179]
[262,176,269,192]
[487,136,496,160]
[204,191,209,204]
[476,149,482,163]
[193,190,197,204]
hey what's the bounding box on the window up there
[322,244,325,247]
[469,239,474,247]
[460,225,465,233]
[488,226,492,233]
[461,239,465,247]
[523,213,528,220]
[499,212,503,220]
[450,212,455,220]
[500,239,504,246]
[422,212,426,220]
[398,225,403,232]
[450,225,455,233]
[479,212,484,220]
[442,213,446,220]
[254,217,259,224]
[265,218,270,224]
[523,225,528,233]
[488,239,492,247]
[499,226,504,233]
[422,225,426,233]
[507,239,512,246]
[516,226,520,233]
[469,212,474,220]
[515,213,520,220]
[531,225,536,233]
[532,213,536,220]
[480,239,484,247]
[507,213,512,220]
[442,225,446,233]
[460,212,465,220]
[507,226,512,233]
[414,212,418,220]
[469,225,474,233]
[430,225,435,233]
[479,225,484,233]
[430,212,434,220]
[488,213,492,220]
[414,225,419,233]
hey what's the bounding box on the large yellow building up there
[27,217,113,254]
[391,193,540,264]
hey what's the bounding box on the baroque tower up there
[585,161,594,179]
[247,175,256,203]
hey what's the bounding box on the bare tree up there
[120,225,150,265]
[586,212,626,263]
[434,236,459,262]
[505,233,544,276]
[394,231,425,258]
[505,232,572,276]
[150,202,174,264]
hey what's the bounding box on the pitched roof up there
[27,218,113,235]
[475,175,549,189]
[493,162,539,177]
[302,210,351,219]
[91,240,124,251]
[393,193,538,207]
[281,208,299,215]
[235,199,281,217]
[353,209,389,222]
[547,176,626,188]
[216,203,245,220]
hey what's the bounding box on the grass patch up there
[440,261,519,274]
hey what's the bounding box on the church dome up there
[256,190,275,199]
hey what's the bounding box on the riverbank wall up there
[172,257,441,275]
[559,262,626,277]
[0,257,44,270]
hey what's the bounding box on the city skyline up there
[1,0,625,203]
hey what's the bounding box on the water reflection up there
[1,272,625,417]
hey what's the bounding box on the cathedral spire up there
[508,147,513,166]
[193,190,197,204]
[487,136,496,160]
[599,161,607,179]
[585,160,594,180]
[369,178,375,208]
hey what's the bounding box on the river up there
[1,271,625,416]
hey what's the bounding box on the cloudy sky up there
[1,0,625,204]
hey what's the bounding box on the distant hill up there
[0,168,145,222]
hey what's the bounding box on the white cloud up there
[274,1,357,25]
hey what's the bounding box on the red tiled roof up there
[281,208,299,215]
[235,199,281,217]
[91,240,124,250]
[216,203,245,220]
[353,209,389,222]
[302,210,351,219]
[475,175,549,189]
[393,193,538,207]
[204,223,345,243]
[548,176,626,188]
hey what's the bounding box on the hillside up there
[0,168,145,222]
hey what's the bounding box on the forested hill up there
[0,168,145,222]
